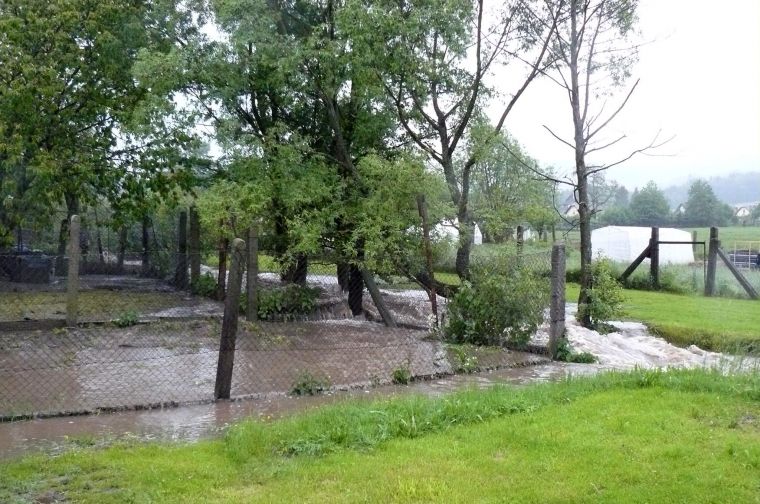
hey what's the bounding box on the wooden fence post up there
[691,230,698,258]
[516,225,524,256]
[66,215,80,327]
[174,210,188,289]
[549,243,566,359]
[217,219,228,301]
[189,206,201,290]
[246,225,259,321]
[649,227,659,288]
[417,194,438,324]
[705,227,719,296]
[215,238,246,400]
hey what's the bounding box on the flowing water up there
[1,304,755,460]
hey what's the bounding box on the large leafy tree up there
[628,181,670,226]
[0,0,194,248]
[142,0,438,317]
[683,179,733,227]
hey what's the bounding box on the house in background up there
[734,202,758,224]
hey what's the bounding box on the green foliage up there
[290,372,330,396]
[113,310,139,328]
[682,179,734,227]
[628,181,671,226]
[255,285,320,321]
[447,345,479,373]
[191,273,217,298]
[468,125,557,241]
[577,257,626,332]
[445,263,546,348]
[391,365,412,385]
[554,339,597,363]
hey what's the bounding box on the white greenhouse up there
[434,219,483,246]
[591,226,695,265]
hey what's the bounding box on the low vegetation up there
[1,369,758,503]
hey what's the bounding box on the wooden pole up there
[649,227,659,288]
[417,194,438,324]
[549,243,566,359]
[246,225,259,321]
[214,238,246,400]
[189,206,201,289]
[217,219,228,301]
[716,248,759,300]
[174,210,188,289]
[66,215,80,327]
[691,230,698,258]
[618,245,651,282]
[516,225,524,256]
[705,227,719,296]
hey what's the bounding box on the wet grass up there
[1,368,758,503]
[567,283,760,354]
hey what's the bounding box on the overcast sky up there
[497,0,760,190]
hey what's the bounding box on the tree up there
[0,0,194,249]
[468,125,556,242]
[628,181,670,226]
[359,0,559,279]
[683,179,733,227]
[539,0,666,327]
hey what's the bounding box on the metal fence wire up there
[0,217,563,420]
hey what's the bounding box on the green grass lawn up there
[567,283,760,353]
[1,369,758,503]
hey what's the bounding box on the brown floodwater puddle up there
[0,362,600,460]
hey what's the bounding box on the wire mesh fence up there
[0,215,564,420]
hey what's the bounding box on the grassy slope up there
[1,369,758,503]
[567,283,760,352]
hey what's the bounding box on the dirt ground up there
[0,318,547,419]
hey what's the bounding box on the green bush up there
[577,257,625,332]
[250,285,320,321]
[191,272,217,298]
[554,338,597,363]
[290,372,330,396]
[444,265,546,348]
[113,310,139,328]
[391,365,412,385]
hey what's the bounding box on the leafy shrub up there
[391,365,412,385]
[444,266,546,348]
[447,345,479,373]
[252,285,320,321]
[191,272,217,298]
[290,372,330,396]
[554,338,597,363]
[113,310,139,328]
[577,257,625,332]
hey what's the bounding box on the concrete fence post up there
[66,215,81,327]
[548,242,566,359]
[214,238,246,400]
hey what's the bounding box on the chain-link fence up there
[0,215,565,420]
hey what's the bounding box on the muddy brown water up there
[0,361,596,460]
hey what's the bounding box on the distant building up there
[564,204,579,218]
[675,203,686,215]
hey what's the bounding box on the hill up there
[662,172,760,207]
